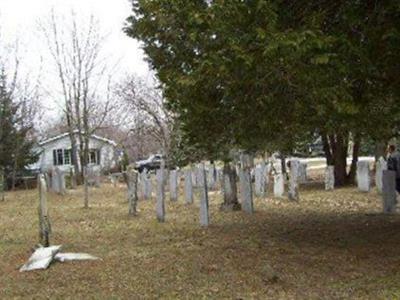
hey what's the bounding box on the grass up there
[1,179,400,299]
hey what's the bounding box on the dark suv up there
[135,154,163,173]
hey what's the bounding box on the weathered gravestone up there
[273,173,284,198]
[83,167,90,209]
[215,167,221,189]
[156,162,166,222]
[69,167,77,189]
[110,174,118,188]
[288,160,300,201]
[191,167,197,188]
[357,161,370,192]
[184,168,193,204]
[50,168,59,193]
[325,166,335,191]
[38,174,51,247]
[198,163,210,226]
[0,168,4,201]
[207,163,217,191]
[51,167,66,195]
[254,164,268,198]
[239,154,254,214]
[141,171,152,200]
[126,167,139,216]
[85,165,101,188]
[382,170,397,213]
[298,162,308,184]
[220,163,241,211]
[376,157,387,193]
[169,169,178,201]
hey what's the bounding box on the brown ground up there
[1,180,400,299]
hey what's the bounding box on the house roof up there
[38,130,118,147]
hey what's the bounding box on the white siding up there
[33,134,117,172]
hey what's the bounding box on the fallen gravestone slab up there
[20,245,100,272]
[19,245,62,272]
[54,253,100,262]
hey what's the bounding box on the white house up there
[30,131,119,172]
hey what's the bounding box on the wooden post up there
[38,174,51,247]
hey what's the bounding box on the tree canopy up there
[125,0,400,183]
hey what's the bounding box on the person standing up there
[387,145,400,194]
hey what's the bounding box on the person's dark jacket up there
[388,152,400,178]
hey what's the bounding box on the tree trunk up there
[280,153,287,179]
[374,141,387,161]
[220,161,241,211]
[333,134,348,186]
[347,134,361,184]
[322,132,353,187]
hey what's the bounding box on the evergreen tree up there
[0,70,38,189]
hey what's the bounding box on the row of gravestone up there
[135,157,396,223]
[136,160,312,202]
[46,165,101,195]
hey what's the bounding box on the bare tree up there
[115,75,173,160]
[39,10,116,186]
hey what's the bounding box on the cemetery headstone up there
[51,168,60,193]
[254,164,267,198]
[199,163,210,226]
[221,163,241,211]
[38,174,51,247]
[382,170,397,213]
[376,157,387,193]
[184,168,193,204]
[325,166,335,191]
[56,167,66,195]
[126,167,139,216]
[298,162,308,184]
[288,160,300,201]
[156,162,166,222]
[140,171,152,200]
[169,169,178,201]
[357,161,371,192]
[239,153,254,214]
[207,163,217,191]
[86,165,101,188]
[83,166,89,208]
[70,167,77,189]
[273,173,284,198]
[110,175,118,188]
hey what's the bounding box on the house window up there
[89,149,101,165]
[53,149,72,166]
[64,149,71,165]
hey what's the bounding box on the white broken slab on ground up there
[20,245,62,272]
[54,253,99,262]
[20,245,100,272]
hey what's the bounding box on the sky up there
[0,0,149,75]
[0,0,151,125]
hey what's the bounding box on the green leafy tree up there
[0,71,38,189]
[126,0,400,186]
